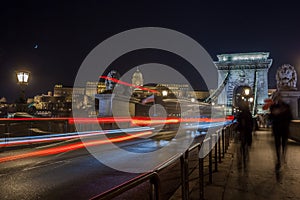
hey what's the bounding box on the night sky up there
[1,1,300,102]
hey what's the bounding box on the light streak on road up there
[0,127,154,147]
[0,116,233,124]
[0,117,232,147]
[0,131,153,163]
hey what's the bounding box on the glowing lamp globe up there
[16,71,30,84]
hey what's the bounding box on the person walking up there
[269,92,292,170]
[236,102,253,168]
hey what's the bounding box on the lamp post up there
[16,70,30,104]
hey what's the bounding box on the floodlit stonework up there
[215,52,272,114]
[276,64,297,90]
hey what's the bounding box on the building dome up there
[132,67,144,86]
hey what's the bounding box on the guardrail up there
[0,118,71,135]
[90,122,236,200]
[0,118,72,149]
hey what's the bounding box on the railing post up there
[226,126,230,151]
[214,134,218,172]
[180,155,187,200]
[224,126,228,152]
[198,145,204,200]
[150,173,160,200]
[218,130,222,163]
[184,151,189,200]
[222,128,225,158]
[179,151,190,200]
[209,136,213,184]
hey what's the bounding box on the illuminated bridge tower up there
[215,52,272,115]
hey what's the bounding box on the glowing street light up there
[162,90,168,97]
[16,71,30,84]
[15,70,30,104]
[244,88,250,96]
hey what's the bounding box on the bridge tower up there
[214,52,272,115]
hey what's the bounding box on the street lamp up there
[244,88,250,96]
[16,70,30,103]
[162,90,168,97]
[16,71,30,84]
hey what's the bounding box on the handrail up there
[155,153,183,171]
[90,172,160,200]
[90,122,236,200]
[188,142,201,152]
[202,137,211,143]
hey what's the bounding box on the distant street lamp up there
[16,71,29,84]
[244,88,250,96]
[162,90,168,97]
[16,70,30,103]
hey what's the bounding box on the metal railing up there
[0,118,72,150]
[0,118,71,135]
[90,122,236,200]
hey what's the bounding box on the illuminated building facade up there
[85,81,106,97]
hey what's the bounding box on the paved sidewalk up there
[172,128,300,200]
[222,129,300,200]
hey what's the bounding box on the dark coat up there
[269,101,292,135]
[236,108,253,146]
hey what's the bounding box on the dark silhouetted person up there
[236,102,253,168]
[269,92,292,170]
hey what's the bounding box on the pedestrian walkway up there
[191,128,300,200]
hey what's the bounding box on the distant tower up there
[132,67,144,86]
